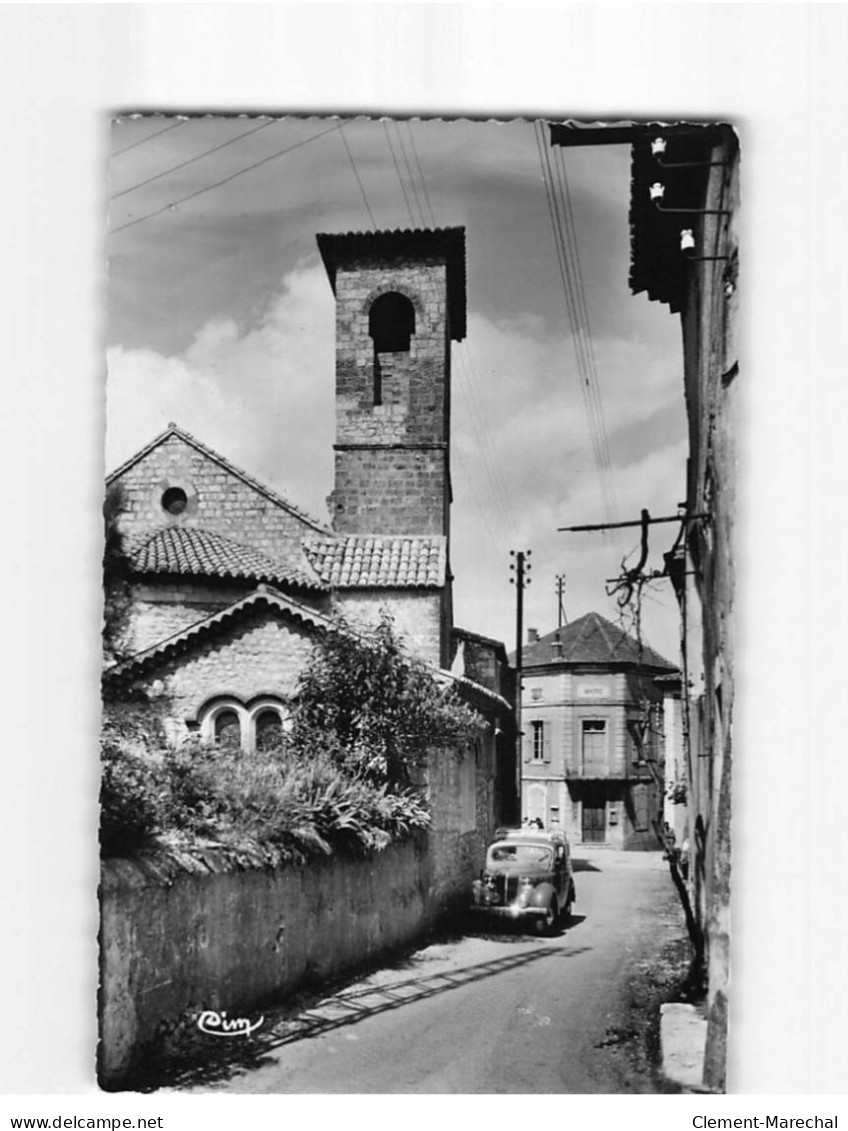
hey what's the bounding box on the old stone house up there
[517,611,677,849]
[103,225,514,839]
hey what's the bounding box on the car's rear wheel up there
[535,897,558,936]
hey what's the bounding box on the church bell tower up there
[316,227,467,538]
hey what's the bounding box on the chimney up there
[527,627,539,644]
[551,632,563,657]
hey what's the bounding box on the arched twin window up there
[368,291,416,406]
[202,698,292,753]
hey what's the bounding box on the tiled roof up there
[316,227,467,341]
[303,535,446,589]
[106,423,331,535]
[104,586,333,680]
[451,626,509,662]
[520,611,677,671]
[131,526,327,591]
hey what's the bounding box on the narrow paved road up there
[183,848,682,1094]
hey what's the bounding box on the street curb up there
[660,1002,708,1090]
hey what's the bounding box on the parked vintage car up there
[471,827,576,934]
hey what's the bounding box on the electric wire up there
[112,118,187,157]
[109,121,344,235]
[533,121,624,563]
[552,143,620,522]
[381,121,518,543]
[111,118,276,200]
[382,122,416,227]
[405,123,436,226]
[339,124,377,229]
[534,125,608,488]
[395,122,428,227]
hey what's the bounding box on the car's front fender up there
[526,882,556,910]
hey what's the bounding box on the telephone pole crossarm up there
[558,512,707,533]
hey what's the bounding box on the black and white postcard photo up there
[99,114,737,1095]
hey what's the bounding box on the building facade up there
[517,612,677,849]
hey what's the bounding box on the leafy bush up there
[290,610,484,785]
[100,720,168,853]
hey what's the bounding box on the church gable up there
[107,424,330,562]
[104,587,332,732]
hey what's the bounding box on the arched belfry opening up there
[368,291,416,405]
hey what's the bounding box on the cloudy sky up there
[106,114,686,662]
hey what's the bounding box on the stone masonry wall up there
[124,582,249,652]
[110,434,326,554]
[336,589,445,667]
[99,740,497,1088]
[99,838,435,1087]
[328,259,451,536]
[329,447,448,536]
[333,261,449,446]
[136,611,317,727]
[425,743,496,917]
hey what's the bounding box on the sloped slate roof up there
[520,611,677,671]
[106,423,331,535]
[303,535,446,589]
[131,526,327,591]
[104,585,333,680]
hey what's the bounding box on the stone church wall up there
[111,434,325,555]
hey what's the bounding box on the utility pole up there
[509,549,531,820]
[555,573,568,629]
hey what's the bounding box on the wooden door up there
[581,789,606,843]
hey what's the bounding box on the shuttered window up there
[528,720,551,762]
[581,719,607,774]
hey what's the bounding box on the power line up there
[383,121,416,226]
[552,143,619,520]
[405,123,436,224]
[395,122,427,227]
[338,124,377,230]
[112,118,187,157]
[533,120,623,561]
[111,118,276,200]
[109,121,344,235]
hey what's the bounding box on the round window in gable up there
[161,486,188,516]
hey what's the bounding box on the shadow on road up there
[573,858,602,872]
[138,943,590,1091]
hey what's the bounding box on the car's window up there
[487,843,553,867]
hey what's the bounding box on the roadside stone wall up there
[425,743,496,915]
[99,738,498,1089]
[99,838,435,1088]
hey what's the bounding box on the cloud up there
[106,262,337,521]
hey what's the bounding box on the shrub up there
[290,610,484,785]
[100,722,168,853]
